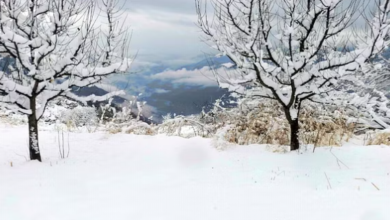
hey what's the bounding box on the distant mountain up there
[70,69,228,123]
[146,85,230,116]
[76,48,390,123]
[177,56,233,70]
[125,56,235,122]
[105,55,236,122]
[73,86,126,104]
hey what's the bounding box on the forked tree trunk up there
[28,98,42,162]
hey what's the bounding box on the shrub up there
[60,106,98,130]
[157,114,216,138]
[366,131,390,146]
[158,98,362,149]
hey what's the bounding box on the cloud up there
[154,89,170,94]
[94,83,121,92]
[151,66,224,87]
[106,0,378,66]
[113,4,214,65]
[126,0,196,14]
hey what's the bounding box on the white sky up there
[120,0,213,66]
[119,0,376,67]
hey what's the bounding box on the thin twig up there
[62,131,65,159]
[67,132,70,158]
[313,129,321,153]
[58,130,63,158]
[14,153,28,161]
[371,182,380,191]
[330,151,349,169]
[324,172,332,189]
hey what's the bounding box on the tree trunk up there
[289,119,300,151]
[284,107,300,151]
[28,102,42,162]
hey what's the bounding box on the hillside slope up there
[0,124,389,220]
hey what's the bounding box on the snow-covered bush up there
[298,106,356,147]
[159,97,360,149]
[0,109,28,125]
[365,130,390,146]
[40,98,79,124]
[105,118,156,135]
[97,98,117,124]
[222,101,359,148]
[60,107,99,131]
[220,102,290,146]
[212,125,234,150]
[103,99,156,135]
[157,113,216,138]
[123,120,156,135]
[104,104,155,135]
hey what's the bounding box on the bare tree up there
[0,0,132,161]
[196,0,390,150]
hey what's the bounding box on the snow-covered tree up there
[196,0,390,150]
[329,60,390,131]
[0,0,131,161]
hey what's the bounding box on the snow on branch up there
[196,0,390,120]
[0,0,132,118]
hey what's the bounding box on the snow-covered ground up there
[1,123,390,220]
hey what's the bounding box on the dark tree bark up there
[284,107,300,151]
[289,119,300,151]
[28,96,42,162]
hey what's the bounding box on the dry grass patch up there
[220,102,356,147]
[366,132,390,146]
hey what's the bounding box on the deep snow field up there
[1,123,390,220]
